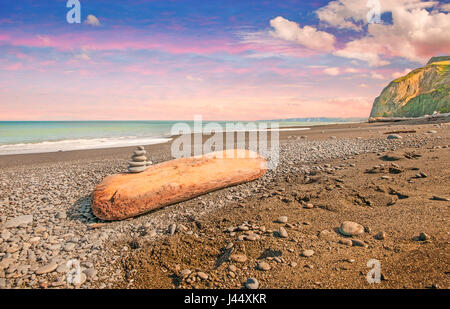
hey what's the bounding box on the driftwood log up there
[91,149,267,220]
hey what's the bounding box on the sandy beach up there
[0,118,449,289]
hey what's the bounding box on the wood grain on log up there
[91,149,267,220]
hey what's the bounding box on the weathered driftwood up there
[91,149,267,220]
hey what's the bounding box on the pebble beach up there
[0,119,449,289]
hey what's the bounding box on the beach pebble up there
[431,196,449,201]
[418,232,430,241]
[131,155,147,162]
[197,272,208,280]
[374,231,386,240]
[339,239,353,246]
[1,229,11,241]
[245,234,259,241]
[278,227,288,238]
[64,242,76,251]
[180,269,191,277]
[304,203,314,209]
[351,239,368,248]
[83,268,98,280]
[128,161,146,167]
[276,216,288,223]
[36,262,58,275]
[128,166,147,173]
[387,134,402,139]
[168,224,177,235]
[339,221,364,236]
[257,262,271,271]
[3,215,33,228]
[245,278,259,289]
[301,250,315,257]
[230,254,247,263]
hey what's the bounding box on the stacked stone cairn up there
[128,146,151,173]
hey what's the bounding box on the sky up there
[0,0,449,121]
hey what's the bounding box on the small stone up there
[339,239,353,246]
[131,155,147,162]
[339,221,364,237]
[431,196,449,201]
[133,150,146,156]
[304,203,314,209]
[56,211,67,219]
[276,216,288,224]
[1,229,11,241]
[84,268,98,280]
[0,278,6,289]
[36,262,58,275]
[29,236,40,244]
[64,243,76,251]
[228,265,237,272]
[374,231,386,240]
[290,262,297,267]
[128,166,147,173]
[245,234,259,241]
[230,254,247,263]
[168,224,177,235]
[237,225,249,231]
[257,262,271,271]
[74,272,87,287]
[56,263,69,273]
[128,161,146,167]
[225,242,234,250]
[301,250,315,257]
[3,215,33,228]
[418,232,430,241]
[278,227,288,238]
[197,272,208,280]
[387,134,402,139]
[351,239,368,248]
[245,278,259,289]
[180,269,191,277]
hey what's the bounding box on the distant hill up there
[369,56,450,119]
[264,117,366,123]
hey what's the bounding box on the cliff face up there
[369,56,450,118]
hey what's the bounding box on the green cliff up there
[369,56,450,118]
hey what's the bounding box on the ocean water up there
[0,120,329,155]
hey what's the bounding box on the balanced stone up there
[134,150,146,156]
[131,155,147,162]
[128,166,147,173]
[128,161,146,167]
[128,146,149,173]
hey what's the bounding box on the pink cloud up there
[4,63,23,71]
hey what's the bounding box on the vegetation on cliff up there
[370,56,450,118]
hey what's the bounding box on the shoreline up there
[0,124,317,157]
[0,121,385,168]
